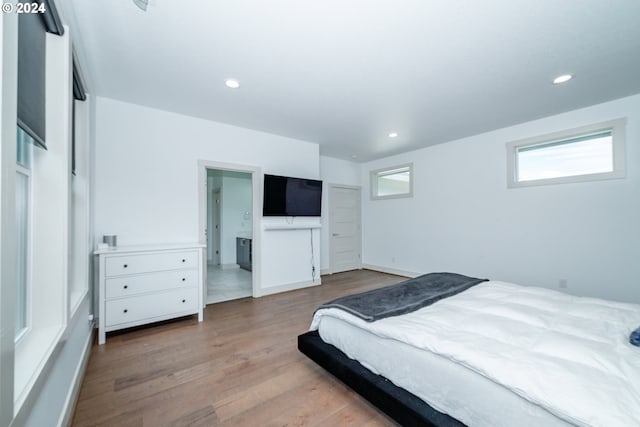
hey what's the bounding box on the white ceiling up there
[60,0,640,162]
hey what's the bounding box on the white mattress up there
[311,281,640,427]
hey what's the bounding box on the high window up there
[370,164,413,200]
[506,119,626,188]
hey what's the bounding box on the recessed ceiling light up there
[553,74,573,84]
[225,79,240,89]
[388,132,398,138]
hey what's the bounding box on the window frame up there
[370,163,414,200]
[68,97,91,317]
[16,127,34,344]
[13,23,72,414]
[14,162,32,344]
[506,119,626,188]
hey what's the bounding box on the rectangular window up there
[507,119,626,188]
[11,2,71,415]
[69,98,91,315]
[15,127,33,341]
[370,163,413,200]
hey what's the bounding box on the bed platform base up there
[298,330,465,427]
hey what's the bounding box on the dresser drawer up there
[105,269,197,299]
[105,287,199,327]
[105,250,198,276]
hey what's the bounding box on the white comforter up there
[310,281,640,427]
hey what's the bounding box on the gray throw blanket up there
[318,272,488,322]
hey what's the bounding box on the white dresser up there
[96,244,205,344]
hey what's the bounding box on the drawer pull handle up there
[123,264,128,268]
[182,299,186,303]
[123,309,128,313]
[181,278,186,282]
[181,259,186,263]
[123,285,128,289]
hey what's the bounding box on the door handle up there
[332,233,339,236]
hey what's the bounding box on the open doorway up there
[198,161,260,304]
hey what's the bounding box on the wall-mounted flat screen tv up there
[263,174,322,217]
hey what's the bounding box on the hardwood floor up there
[71,270,404,427]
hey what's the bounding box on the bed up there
[298,273,640,427]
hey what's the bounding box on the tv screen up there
[263,174,322,216]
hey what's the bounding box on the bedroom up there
[0,1,639,426]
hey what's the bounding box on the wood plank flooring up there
[71,270,404,427]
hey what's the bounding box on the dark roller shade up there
[42,0,64,36]
[71,98,76,175]
[72,57,86,175]
[73,58,87,101]
[17,12,47,149]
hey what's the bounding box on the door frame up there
[212,189,221,266]
[328,184,362,274]
[198,160,261,301]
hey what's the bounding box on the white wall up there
[220,173,252,265]
[94,96,320,293]
[319,156,361,272]
[362,94,640,303]
[260,217,321,292]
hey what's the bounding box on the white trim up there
[320,268,331,275]
[15,163,30,176]
[254,278,321,297]
[197,160,261,300]
[68,96,92,320]
[56,324,94,427]
[361,263,421,278]
[506,118,627,188]
[14,166,32,344]
[68,288,89,321]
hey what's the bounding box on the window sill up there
[507,169,626,189]
[69,287,88,318]
[14,324,65,413]
[370,193,413,201]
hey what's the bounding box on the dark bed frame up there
[298,330,466,427]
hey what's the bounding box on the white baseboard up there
[361,263,421,278]
[320,268,331,275]
[58,326,95,427]
[255,278,322,297]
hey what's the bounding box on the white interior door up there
[329,185,362,273]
